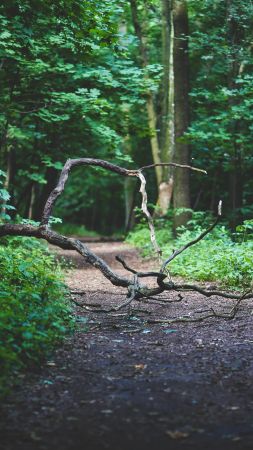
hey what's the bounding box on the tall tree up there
[130,0,175,215]
[0,0,145,231]
[172,0,191,228]
[159,0,175,215]
[226,0,244,226]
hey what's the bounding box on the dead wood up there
[0,157,252,319]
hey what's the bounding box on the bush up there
[126,213,253,289]
[0,236,74,397]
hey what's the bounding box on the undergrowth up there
[0,236,74,398]
[53,222,98,237]
[126,212,253,289]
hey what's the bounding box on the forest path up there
[1,241,253,450]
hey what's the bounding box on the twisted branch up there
[1,158,252,319]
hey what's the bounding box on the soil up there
[1,242,253,450]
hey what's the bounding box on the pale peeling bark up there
[146,98,163,186]
[157,179,174,215]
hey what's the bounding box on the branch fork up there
[0,158,251,318]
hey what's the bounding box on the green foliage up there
[53,222,98,238]
[0,0,145,231]
[0,236,74,397]
[187,0,253,220]
[0,171,15,221]
[0,0,253,234]
[236,219,253,237]
[127,212,253,289]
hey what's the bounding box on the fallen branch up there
[171,283,253,300]
[146,289,250,324]
[40,158,207,254]
[0,158,252,319]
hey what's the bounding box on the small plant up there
[0,236,74,397]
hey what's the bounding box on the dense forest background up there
[1,0,253,234]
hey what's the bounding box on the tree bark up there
[226,0,243,228]
[158,0,175,214]
[0,165,250,304]
[125,177,137,231]
[172,0,191,229]
[130,0,163,188]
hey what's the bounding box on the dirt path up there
[1,242,253,450]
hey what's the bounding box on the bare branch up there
[1,156,250,320]
[140,162,207,175]
[136,170,162,257]
[173,283,253,300]
[40,158,139,226]
[116,255,165,279]
[115,255,138,274]
[40,158,206,259]
[146,289,251,324]
[160,201,223,273]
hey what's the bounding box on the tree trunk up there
[131,0,162,184]
[28,184,36,219]
[4,145,15,194]
[130,0,163,188]
[172,0,191,229]
[226,0,243,228]
[156,0,175,215]
[123,134,136,232]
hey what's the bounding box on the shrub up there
[0,236,74,397]
[126,213,253,289]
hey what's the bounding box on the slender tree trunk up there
[125,177,137,232]
[130,0,163,187]
[158,0,175,214]
[4,146,15,193]
[226,0,243,228]
[172,0,191,229]
[0,120,16,215]
[123,135,136,231]
[28,184,36,219]
[1,140,16,216]
[130,0,178,215]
